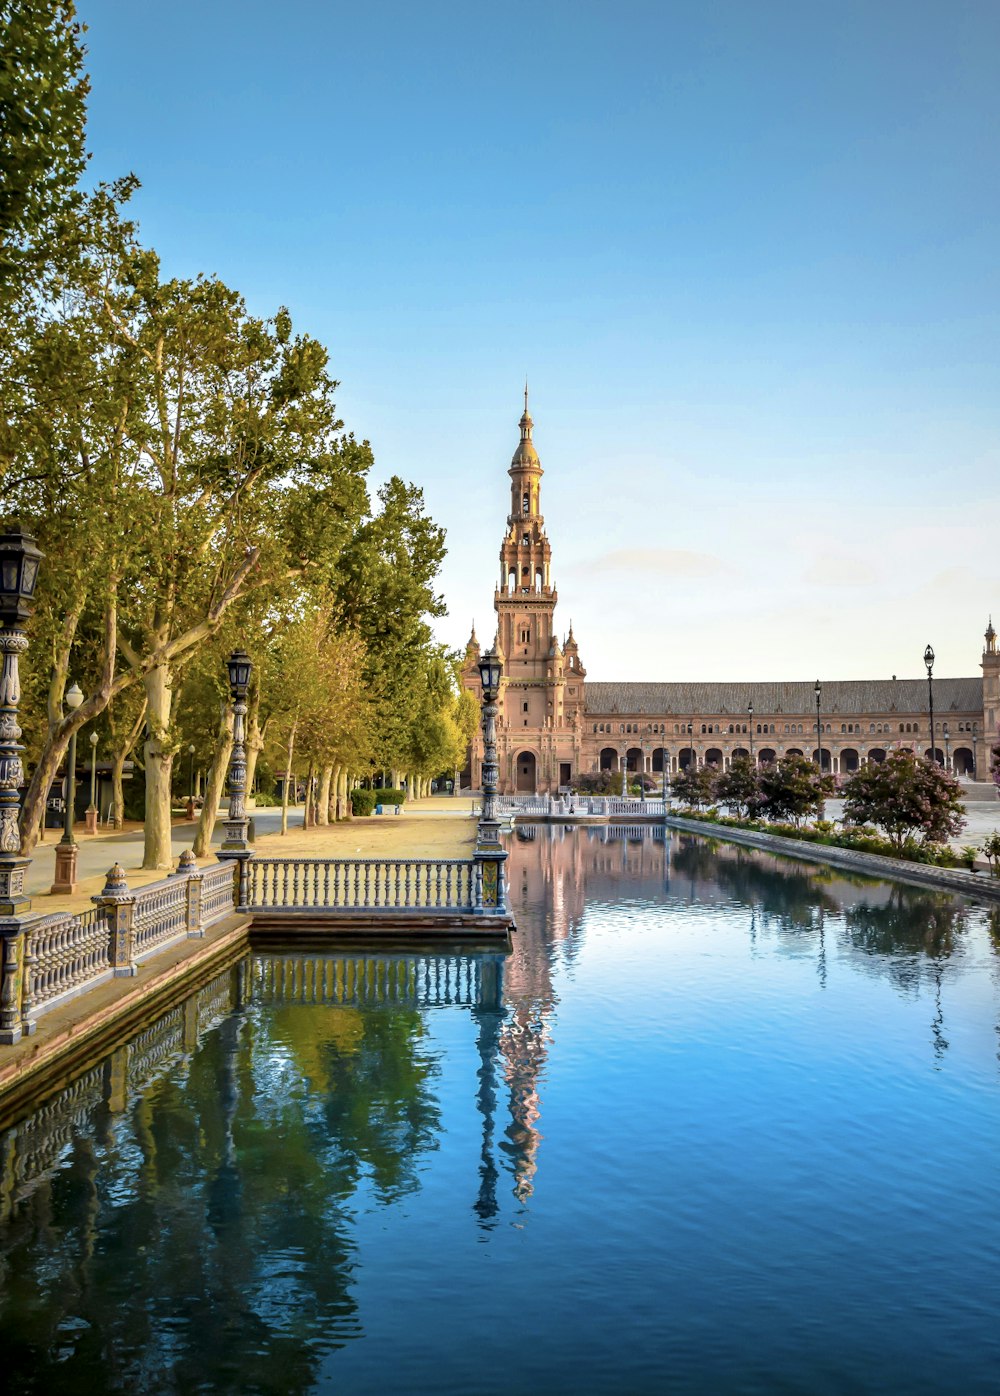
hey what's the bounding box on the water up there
[2,826,1000,1395]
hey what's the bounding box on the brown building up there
[462,398,1000,793]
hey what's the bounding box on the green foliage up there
[0,0,89,300]
[373,787,406,806]
[982,832,1000,877]
[350,788,376,817]
[714,754,761,818]
[670,763,718,809]
[842,750,965,850]
[758,754,834,825]
[574,771,620,794]
[960,845,980,871]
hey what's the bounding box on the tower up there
[488,392,585,792]
[981,616,999,775]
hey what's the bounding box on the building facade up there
[462,400,1000,793]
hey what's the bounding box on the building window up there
[522,493,529,514]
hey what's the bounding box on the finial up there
[524,378,529,415]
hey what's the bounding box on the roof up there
[584,677,983,717]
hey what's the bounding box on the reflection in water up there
[1,829,999,1394]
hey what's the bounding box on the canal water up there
[2,826,1000,1395]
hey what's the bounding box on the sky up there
[78,0,1000,681]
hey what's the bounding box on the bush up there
[373,787,406,807]
[842,750,965,850]
[252,790,279,807]
[350,788,376,817]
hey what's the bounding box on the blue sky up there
[79,0,1000,680]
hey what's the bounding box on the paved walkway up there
[24,796,479,917]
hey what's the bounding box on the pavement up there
[24,796,479,917]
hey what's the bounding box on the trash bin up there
[375,804,383,815]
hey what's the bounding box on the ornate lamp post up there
[474,640,508,915]
[85,729,99,833]
[0,526,43,1043]
[943,722,950,773]
[51,681,83,893]
[186,742,196,819]
[924,644,936,764]
[748,700,755,766]
[814,680,823,775]
[217,650,254,907]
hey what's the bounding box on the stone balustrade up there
[246,856,476,912]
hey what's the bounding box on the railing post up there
[172,849,204,938]
[93,863,137,978]
[0,925,26,1044]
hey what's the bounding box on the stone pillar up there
[217,652,254,911]
[93,863,137,978]
[172,849,204,938]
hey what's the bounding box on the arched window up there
[522,492,529,514]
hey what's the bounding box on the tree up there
[714,755,761,818]
[670,763,717,809]
[991,743,1000,793]
[0,0,89,301]
[842,750,965,851]
[758,754,833,826]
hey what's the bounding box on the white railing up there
[248,950,503,1008]
[22,907,113,1021]
[247,857,476,912]
[499,794,667,817]
[200,861,236,925]
[133,876,189,960]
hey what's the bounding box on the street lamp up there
[748,700,755,766]
[474,639,509,915]
[85,729,99,833]
[924,644,937,764]
[219,650,254,905]
[814,680,823,775]
[943,723,950,773]
[52,681,83,892]
[0,525,43,1043]
[186,742,196,819]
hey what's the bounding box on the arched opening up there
[787,747,804,758]
[758,748,776,765]
[515,751,536,792]
[626,746,643,773]
[953,746,974,775]
[522,492,529,515]
[652,748,669,773]
[705,747,724,768]
[678,747,696,771]
[840,748,860,774]
[867,748,886,764]
[599,747,618,772]
[924,747,945,764]
[812,748,832,773]
[731,747,749,762]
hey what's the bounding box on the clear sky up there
[78,0,1000,682]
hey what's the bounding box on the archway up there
[758,748,776,765]
[953,746,974,775]
[652,748,669,773]
[599,747,618,772]
[786,748,804,758]
[840,748,860,774]
[924,747,945,765]
[678,747,696,771]
[705,747,724,768]
[867,748,886,764]
[731,747,749,762]
[812,748,832,773]
[515,751,536,792]
[626,746,643,773]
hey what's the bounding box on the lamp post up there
[0,527,43,1044]
[218,650,254,907]
[943,723,950,773]
[972,721,978,779]
[51,682,84,893]
[474,640,508,916]
[85,729,99,833]
[186,743,196,819]
[748,700,755,767]
[814,680,823,775]
[661,746,669,805]
[924,644,936,764]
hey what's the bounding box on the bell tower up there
[489,391,585,792]
[981,616,999,775]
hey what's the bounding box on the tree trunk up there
[142,661,175,869]
[304,759,316,827]
[110,699,147,830]
[339,768,351,819]
[192,702,233,857]
[245,691,266,795]
[318,765,333,825]
[281,719,297,836]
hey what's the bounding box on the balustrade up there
[246,856,476,912]
[22,908,112,1024]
